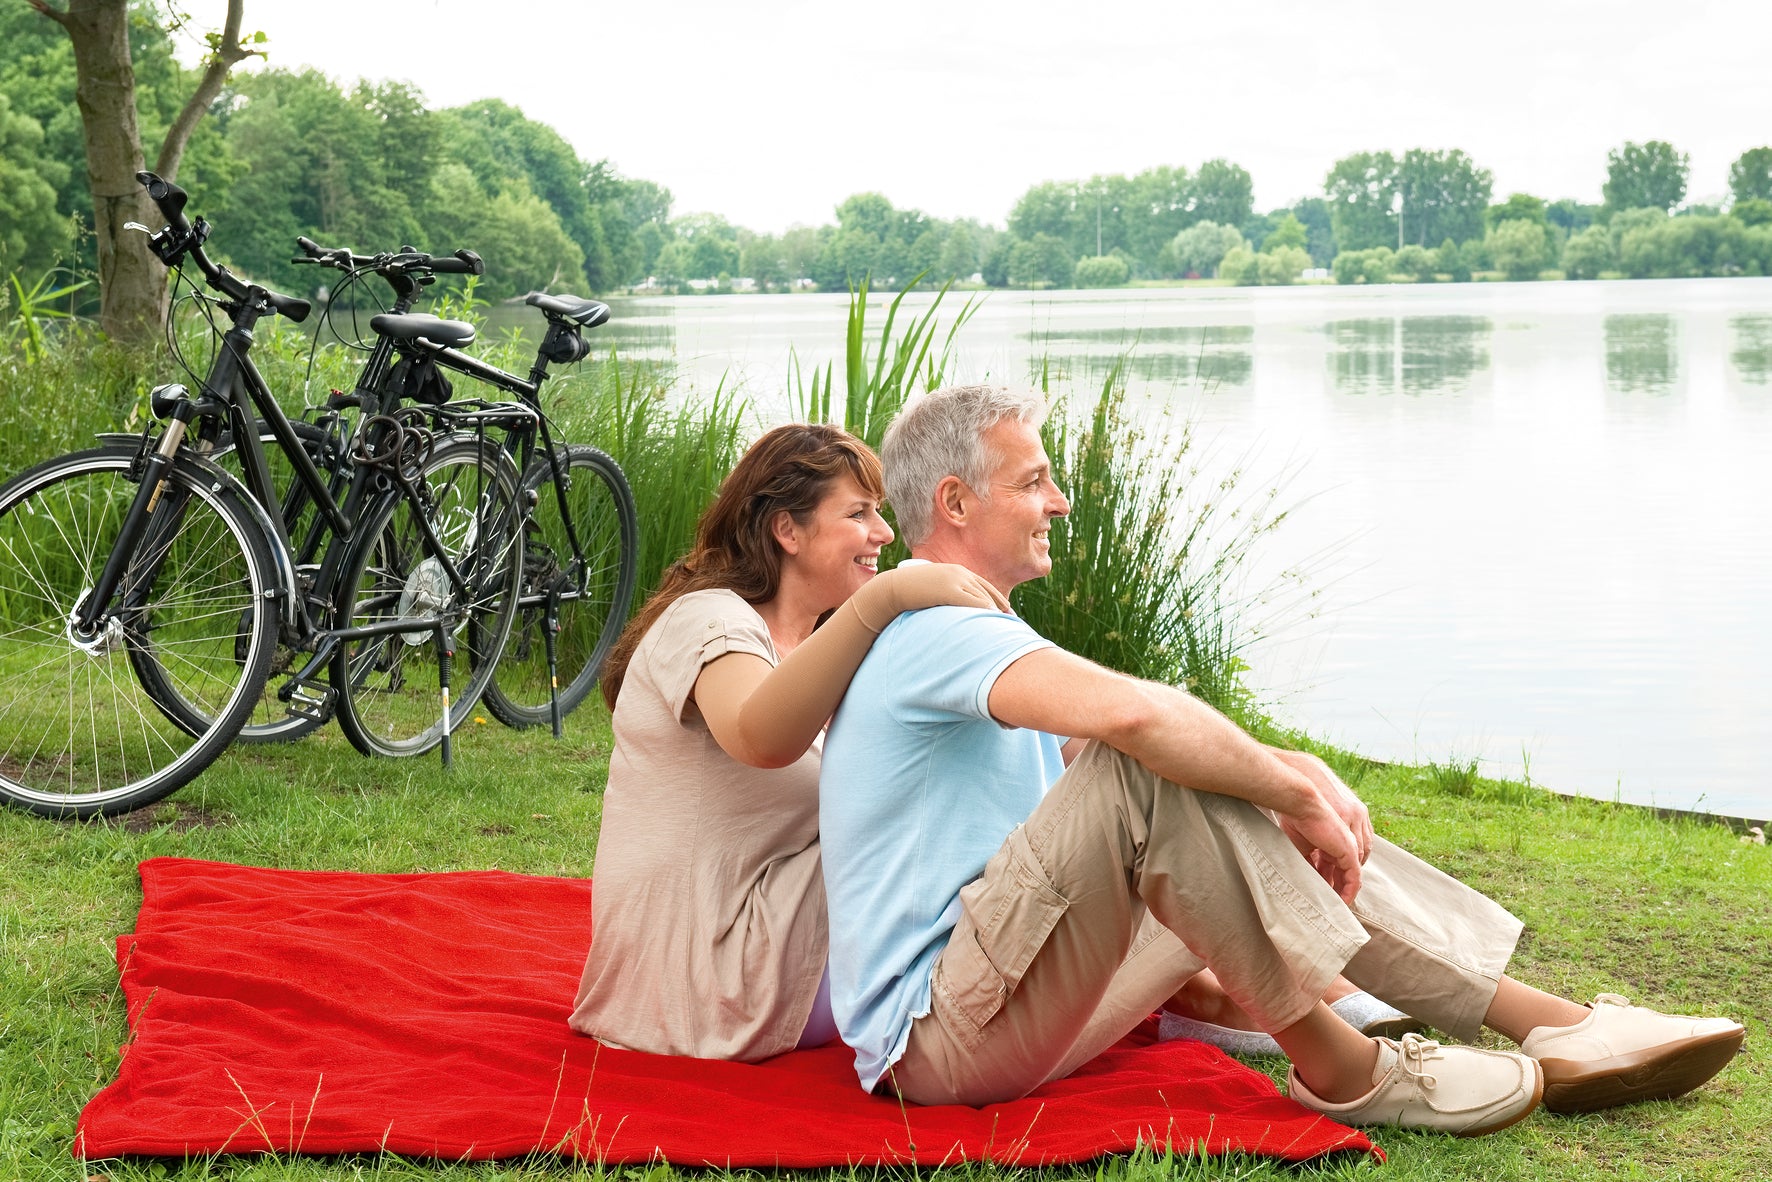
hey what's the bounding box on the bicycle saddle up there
[524,292,610,328]
[368,313,477,349]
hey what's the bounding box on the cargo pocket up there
[929,825,1070,1051]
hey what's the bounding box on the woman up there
[569,423,1005,1061]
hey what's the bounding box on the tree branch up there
[26,0,71,28]
[154,0,261,180]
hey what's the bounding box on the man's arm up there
[988,647,1366,901]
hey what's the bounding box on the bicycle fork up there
[69,400,197,647]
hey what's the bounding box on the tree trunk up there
[31,0,256,345]
[35,0,160,343]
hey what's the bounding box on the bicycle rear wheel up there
[481,444,638,729]
[0,447,278,818]
[331,436,523,758]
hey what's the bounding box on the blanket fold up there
[75,857,1373,1165]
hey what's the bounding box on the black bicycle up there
[0,174,526,817]
[267,240,640,739]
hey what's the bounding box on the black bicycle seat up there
[524,292,610,328]
[368,313,477,349]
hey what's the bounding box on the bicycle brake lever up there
[124,222,152,234]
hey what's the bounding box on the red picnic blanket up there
[74,857,1373,1165]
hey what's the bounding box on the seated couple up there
[571,389,1743,1135]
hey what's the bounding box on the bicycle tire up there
[481,444,638,730]
[136,418,340,742]
[330,435,523,758]
[0,446,278,819]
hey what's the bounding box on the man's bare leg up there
[1165,969,1359,1031]
[1180,971,1588,1045]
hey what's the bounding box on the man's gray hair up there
[882,384,1048,547]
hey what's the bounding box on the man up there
[819,384,1743,1134]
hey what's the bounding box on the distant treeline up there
[4,9,1772,300]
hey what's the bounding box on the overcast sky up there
[205,0,1771,233]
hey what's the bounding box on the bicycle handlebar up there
[140,171,192,233]
[136,171,311,324]
[293,237,485,278]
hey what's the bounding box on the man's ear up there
[769,509,801,555]
[933,475,970,528]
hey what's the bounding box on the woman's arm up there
[694,565,1008,768]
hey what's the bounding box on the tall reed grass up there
[792,273,978,451]
[1019,359,1288,716]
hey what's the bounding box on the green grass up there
[1,715,1766,1182]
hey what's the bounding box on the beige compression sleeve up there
[704,563,1008,768]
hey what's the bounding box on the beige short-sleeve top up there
[569,588,826,1061]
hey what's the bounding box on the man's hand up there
[1277,798,1365,904]
[1273,750,1374,865]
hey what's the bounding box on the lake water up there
[587,280,1772,820]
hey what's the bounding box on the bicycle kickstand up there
[545,582,563,740]
[435,623,455,770]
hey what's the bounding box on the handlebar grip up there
[295,235,322,257]
[265,289,312,324]
[135,171,191,230]
[426,249,485,276]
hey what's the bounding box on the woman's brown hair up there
[600,423,885,709]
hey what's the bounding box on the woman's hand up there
[849,562,1009,633]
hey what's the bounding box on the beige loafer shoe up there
[1520,993,1746,1113]
[1288,1033,1544,1137]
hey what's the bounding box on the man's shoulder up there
[880,605,1039,645]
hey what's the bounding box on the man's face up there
[964,418,1070,593]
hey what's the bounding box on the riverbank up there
[2,715,1765,1182]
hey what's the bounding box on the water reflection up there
[1730,315,1772,384]
[1604,314,1679,395]
[589,312,674,352]
[1025,325,1254,389]
[1325,316,1491,396]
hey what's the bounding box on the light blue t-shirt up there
[819,605,1067,1091]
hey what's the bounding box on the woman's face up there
[780,473,894,610]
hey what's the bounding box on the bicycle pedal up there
[285,683,336,723]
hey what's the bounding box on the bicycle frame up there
[425,344,597,589]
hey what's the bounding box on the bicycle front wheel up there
[331,436,523,758]
[481,445,638,729]
[142,418,342,743]
[0,447,278,818]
